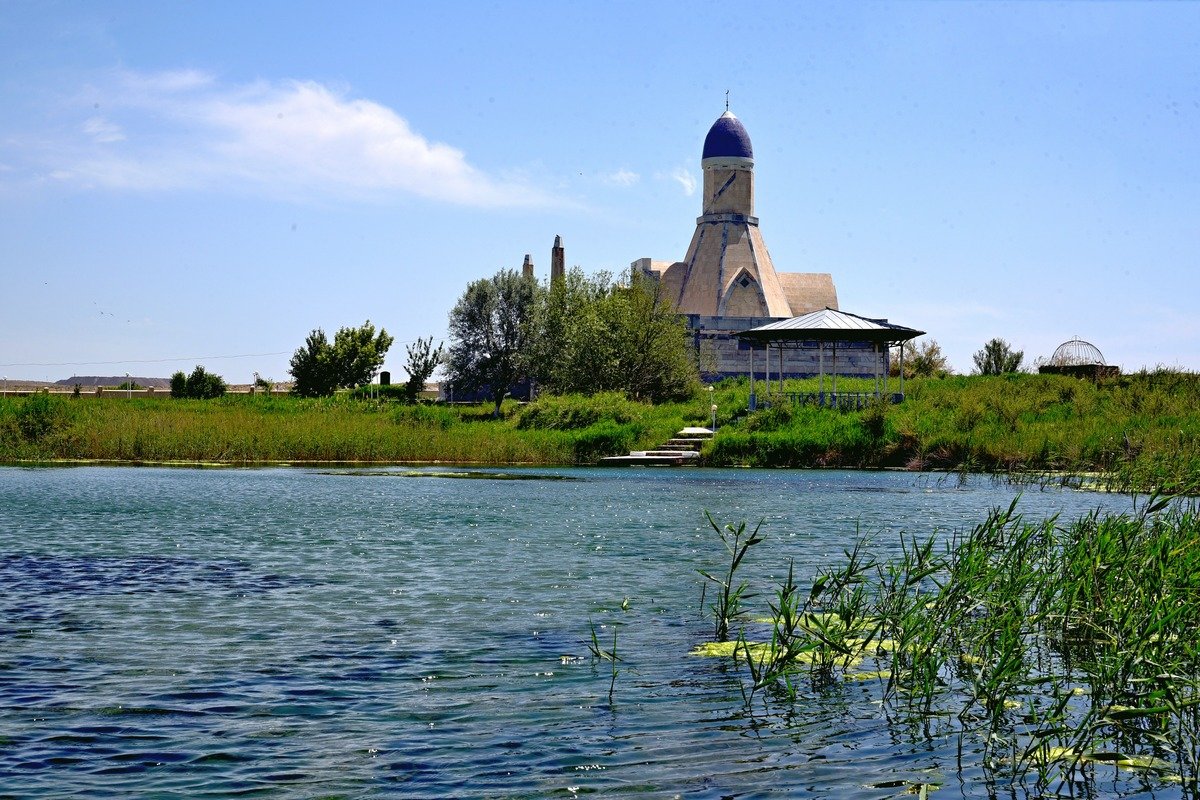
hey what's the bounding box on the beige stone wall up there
[779,272,838,314]
[703,166,754,216]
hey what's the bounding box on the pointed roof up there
[737,308,924,344]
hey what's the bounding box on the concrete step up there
[598,454,690,466]
[596,427,712,467]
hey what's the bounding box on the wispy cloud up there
[6,69,554,207]
[82,116,125,143]
[601,168,639,187]
[665,167,696,196]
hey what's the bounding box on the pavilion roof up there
[736,307,925,345]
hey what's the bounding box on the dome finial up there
[725,89,729,112]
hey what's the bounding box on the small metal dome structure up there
[1050,337,1106,367]
[1039,337,1120,378]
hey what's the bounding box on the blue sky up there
[2,0,1197,384]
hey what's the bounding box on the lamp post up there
[2,376,6,397]
[707,385,716,432]
[125,373,131,399]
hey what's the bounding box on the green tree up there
[446,269,537,416]
[402,336,444,403]
[600,273,698,401]
[170,366,227,399]
[289,329,337,397]
[526,267,613,395]
[289,321,394,397]
[973,338,1024,375]
[525,269,698,401]
[331,320,395,389]
[892,339,952,378]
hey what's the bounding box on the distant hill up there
[56,376,173,388]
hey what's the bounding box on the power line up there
[0,338,444,369]
[0,352,290,368]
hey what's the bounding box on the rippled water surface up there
[0,466,1145,797]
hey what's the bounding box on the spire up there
[522,254,534,280]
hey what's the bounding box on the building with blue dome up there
[633,109,856,378]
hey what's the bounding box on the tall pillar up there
[522,254,534,280]
[551,235,565,285]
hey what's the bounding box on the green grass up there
[0,390,712,466]
[2,369,1198,494]
[706,370,1200,494]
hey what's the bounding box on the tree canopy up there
[446,269,537,416]
[891,339,952,378]
[973,338,1024,375]
[526,269,698,400]
[289,320,394,397]
[170,365,227,399]
[402,336,444,403]
[446,267,699,414]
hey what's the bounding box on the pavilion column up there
[765,342,772,400]
[832,343,838,398]
[819,342,825,406]
[748,345,755,410]
[874,343,880,399]
[884,342,890,399]
[778,345,784,393]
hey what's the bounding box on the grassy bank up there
[707,370,1200,494]
[2,370,1198,493]
[0,391,705,466]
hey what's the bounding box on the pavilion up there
[736,308,925,410]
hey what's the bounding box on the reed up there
[699,498,1200,790]
[697,513,765,642]
[587,620,622,705]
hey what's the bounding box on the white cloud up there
[9,69,554,207]
[82,116,124,143]
[601,168,639,187]
[667,167,696,196]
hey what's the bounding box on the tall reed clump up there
[0,394,578,465]
[699,498,1200,791]
[0,393,79,460]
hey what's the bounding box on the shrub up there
[517,392,636,431]
[392,404,457,430]
[171,366,227,399]
[571,420,641,463]
[16,392,70,441]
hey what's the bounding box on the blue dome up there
[702,111,753,161]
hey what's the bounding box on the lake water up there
[0,466,1153,798]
